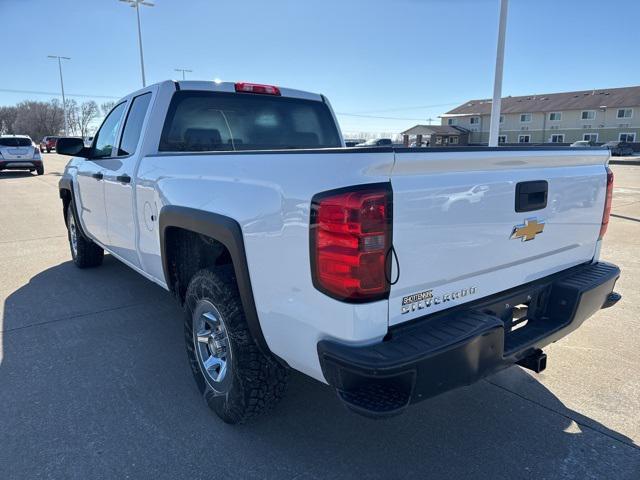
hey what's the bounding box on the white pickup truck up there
[57,80,621,423]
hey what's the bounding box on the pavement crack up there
[484,377,640,451]
[0,234,66,245]
[1,301,152,335]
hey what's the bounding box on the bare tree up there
[78,101,99,137]
[0,106,18,135]
[12,100,64,141]
[65,99,79,135]
[100,101,116,116]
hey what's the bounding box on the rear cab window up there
[159,91,341,152]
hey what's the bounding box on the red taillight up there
[599,167,614,240]
[234,82,281,96]
[310,184,392,302]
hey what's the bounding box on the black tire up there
[184,268,288,424]
[36,166,44,175]
[66,203,104,268]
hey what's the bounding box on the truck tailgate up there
[388,149,609,326]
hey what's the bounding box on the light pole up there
[174,68,193,80]
[48,55,71,135]
[120,0,154,87]
[488,0,509,147]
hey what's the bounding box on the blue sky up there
[2,0,639,134]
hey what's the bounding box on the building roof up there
[401,125,468,136]
[445,85,640,116]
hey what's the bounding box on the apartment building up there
[441,86,640,144]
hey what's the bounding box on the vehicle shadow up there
[0,171,34,179]
[1,258,638,479]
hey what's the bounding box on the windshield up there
[0,137,32,147]
[159,91,342,152]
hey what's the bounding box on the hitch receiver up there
[517,349,547,373]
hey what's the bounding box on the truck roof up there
[121,80,324,103]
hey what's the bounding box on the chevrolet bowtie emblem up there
[510,218,545,241]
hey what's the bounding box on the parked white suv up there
[56,80,621,423]
[0,135,44,175]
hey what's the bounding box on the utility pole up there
[120,0,154,87]
[488,0,509,147]
[48,55,71,135]
[174,68,193,80]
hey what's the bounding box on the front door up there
[74,102,127,245]
[103,92,153,268]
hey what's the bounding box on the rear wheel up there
[36,166,44,175]
[184,268,288,424]
[66,203,104,268]
[47,148,51,153]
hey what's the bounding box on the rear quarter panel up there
[136,150,394,381]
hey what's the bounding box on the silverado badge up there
[401,287,477,314]
[510,218,545,242]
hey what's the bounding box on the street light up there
[488,0,509,147]
[174,68,193,80]
[119,0,154,87]
[48,55,71,135]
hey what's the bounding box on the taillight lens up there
[235,82,281,96]
[599,167,614,240]
[310,184,392,302]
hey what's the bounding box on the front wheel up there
[36,166,44,175]
[66,203,104,268]
[184,268,288,424]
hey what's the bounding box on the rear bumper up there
[0,160,42,170]
[318,262,621,417]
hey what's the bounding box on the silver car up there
[0,135,44,175]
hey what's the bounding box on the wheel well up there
[60,188,71,224]
[164,227,233,303]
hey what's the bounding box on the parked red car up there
[39,136,58,153]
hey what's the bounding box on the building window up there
[583,133,598,142]
[619,133,636,142]
[435,136,443,145]
[549,112,562,121]
[447,118,456,126]
[520,113,532,123]
[518,135,531,143]
[470,117,479,125]
[498,135,507,144]
[499,115,504,123]
[581,110,595,120]
[550,134,565,143]
[617,108,633,119]
[449,136,459,145]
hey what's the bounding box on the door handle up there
[515,180,548,212]
[91,172,103,180]
[117,174,131,184]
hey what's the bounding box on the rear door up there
[388,148,609,326]
[102,91,153,268]
[75,102,127,244]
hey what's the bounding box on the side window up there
[118,93,152,156]
[93,102,127,159]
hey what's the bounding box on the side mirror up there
[56,137,91,157]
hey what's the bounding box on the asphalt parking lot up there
[1,153,639,479]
